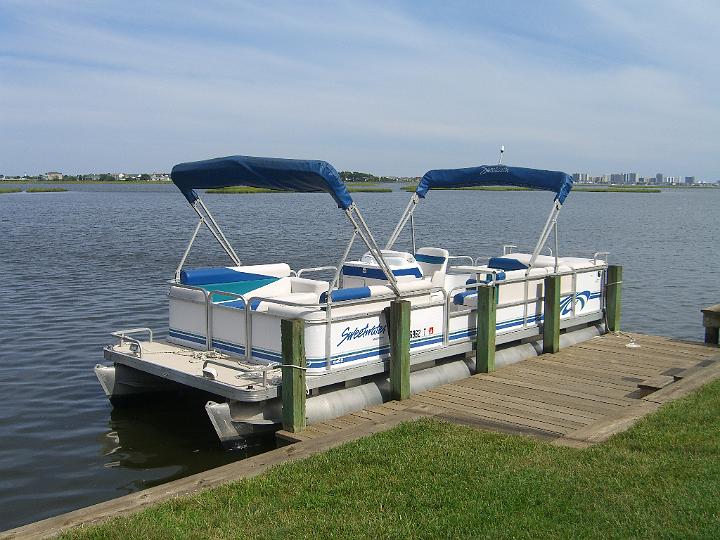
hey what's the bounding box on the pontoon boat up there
[95,156,610,445]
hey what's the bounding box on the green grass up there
[0,187,21,194]
[205,186,281,194]
[575,187,661,193]
[344,181,381,186]
[347,187,392,193]
[25,187,68,193]
[62,378,720,539]
[399,185,663,194]
[401,185,532,192]
[205,186,392,194]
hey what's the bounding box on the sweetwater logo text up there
[337,323,386,347]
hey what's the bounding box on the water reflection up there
[98,395,274,491]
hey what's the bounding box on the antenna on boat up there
[498,145,505,164]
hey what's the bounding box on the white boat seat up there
[415,247,449,278]
[488,253,599,271]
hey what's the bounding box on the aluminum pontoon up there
[95,156,610,445]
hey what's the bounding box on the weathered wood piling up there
[606,265,623,332]
[389,299,411,400]
[543,274,561,354]
[702,304,720,345]
[476,284,496,373]
[281,319,306,432]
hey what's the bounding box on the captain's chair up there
[415,247,449,281]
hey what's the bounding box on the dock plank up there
[423,386,590,429]
[439,383,604,421]
[409,393,570,435]
[456,377,623,414]
[498,364,638,395]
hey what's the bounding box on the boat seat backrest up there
[289,277,330,296]
[179,263,292,285]
[415,247,449,278]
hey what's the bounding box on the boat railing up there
[296,266,337,279]
[169,282,445,370]
[593,252,610,264]
[447,255,475,266]
[503,244,554,256]
[167,261,605,372]
[111,328,154,357]
[242,286,447,370]
[445,264,608,337]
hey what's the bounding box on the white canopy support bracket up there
[191,198,242,266]
[345,205,401,296]
[527,200,562,273]
[175,217,204,281]
[385,193,419,250]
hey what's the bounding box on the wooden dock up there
[277,332,720,448]
[4,331,719,539]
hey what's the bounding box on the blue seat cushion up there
[487,257,528,271]
[320,286,371,303]
[180,267,277,285]
[415,253,447,265]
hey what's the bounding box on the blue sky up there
[1,0,718,178]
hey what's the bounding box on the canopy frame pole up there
[195,198,242,265]
[175,217,204,281]
[345,205,400,295]
[330,230,357,291]
[527,200,562,273]
[385,194,419,250]
[410,213,417,254]
[553,219,559,273]
[189,202,239,265]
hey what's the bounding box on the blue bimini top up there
[415,165,573,204]
[171,155,354,209]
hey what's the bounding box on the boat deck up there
[277,332,720,447]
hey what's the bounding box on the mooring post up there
[476,284,496,373]
[606,265,623,332]
[281,318,306,432]
[701,304,720,345]
[543,274,561,354]
[388,299,411,400]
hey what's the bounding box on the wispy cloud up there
[0,1,717,179]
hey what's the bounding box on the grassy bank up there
[25,187,68,193]
[63,378,720,539]
[400,185,662,193]
[0,188,21,194]
[401,185,531,192]
[206,186,392,194]
[575,187,660,193]
[1,180,171,185]
[205,186,279,194]
[347,187,392,193]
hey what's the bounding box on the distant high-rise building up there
[624,172,637,184]
[685,176,695,185]
[609,173,623,184]
[572,173,589,183]
[655,173,664,184]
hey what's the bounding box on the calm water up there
[1,183,718,530]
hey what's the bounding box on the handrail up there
[111,328,153,357]
[593,252,610,264]
[243,285,446,366]
[112,327,154,342]
[503,244,553,256]
[297,266,337,278]
[447,255,474,266]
